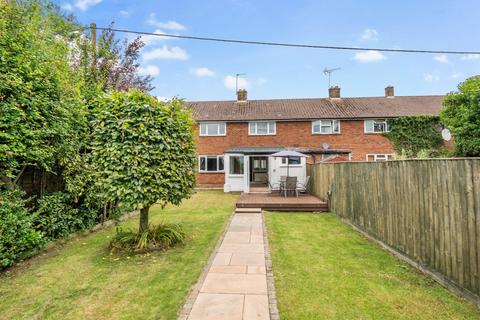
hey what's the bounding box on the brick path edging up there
[262,212,280,320]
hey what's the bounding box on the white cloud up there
[353,50,386,62]
[192,67,215,77]
[142,45,189,61]
[451,72,463,79]
[360,28,379,41]
[224,75,250,90]
[140,29,170,46]
[74,0,102,11]
[157,96,171,102]
[61,2,73,10]
[256,77,267,85]
[462,54,480,60]
[433,54,450,64]
[138,65,160,76]
[424,73,440,82]
[146,13,186,31]
[119,10,129,17]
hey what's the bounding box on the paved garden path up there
[187,209,272,320]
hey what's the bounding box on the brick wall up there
[195,120,394,188]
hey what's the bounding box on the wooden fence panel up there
[307,159,480,302]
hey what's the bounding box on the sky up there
[58,0,480,101]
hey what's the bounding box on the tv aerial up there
[235,73,246,91]
[323,67,341,88]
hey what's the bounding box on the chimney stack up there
[328,86,341,99]
[385,85,394,98]
[236,89,247,102]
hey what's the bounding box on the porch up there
[236,192,328,212]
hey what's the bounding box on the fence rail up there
[307,159,480,303]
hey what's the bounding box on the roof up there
[186,95,444,121]
[224,147,285,154]
[224,146,351,155]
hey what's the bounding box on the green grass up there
[266,212,480,320]
[0,191,238,320]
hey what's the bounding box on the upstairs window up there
[199,122,226,136]
[199,155,224,172]
[312,120,340,134]
[366,154,393,162]
[364,119,390,133]
[249,121,276,135]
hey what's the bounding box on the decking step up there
[235,207,262,213]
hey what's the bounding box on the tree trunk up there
[139,205,149,232]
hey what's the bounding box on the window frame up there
[312,119,341,134]
[364,119,390,133]
[248,121,276,136]
[366,154,393,162]
[229,155,245,175]
[198,155,224,172]
[199,122,227,136]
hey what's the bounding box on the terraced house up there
[186,86,444,192]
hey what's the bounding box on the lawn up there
[0,191,238,320]
[266,212,480,320]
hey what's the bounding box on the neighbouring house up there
[186,86,444,192]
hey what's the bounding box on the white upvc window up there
[364,119,390,133]
[199,122,226,136]
[249,121,276,135]
[366,154,393,162]
[312,120,340,134]
[229,156,244,175]
[199,155,224,172]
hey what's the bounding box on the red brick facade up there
[195,120,394,188]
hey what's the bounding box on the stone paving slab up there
[187,211,271,320]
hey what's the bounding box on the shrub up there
[0,190,43,268]
[440,76,480,156]
[109,223,186,253]
[384,116,443,158]
[34,192,97,241]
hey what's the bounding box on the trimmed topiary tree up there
[440,76,480,157]
[91,89,196,232]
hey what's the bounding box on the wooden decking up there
[236,192,328,212]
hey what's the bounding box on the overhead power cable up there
[83,26,480,55]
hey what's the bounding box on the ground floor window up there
[366,154,393,162]
[199,155,224,172]
[229,156,244,174]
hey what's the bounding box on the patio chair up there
[268,180,281,193]
[282,176,298,197]
[296,176,311,194]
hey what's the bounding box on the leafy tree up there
[0,0,85,191]
[384,116,443,158]
[91,90,196,231]
[440,76,480,156]
[76,24,154,100]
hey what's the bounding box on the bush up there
[34,192,97,241]
[109,223,186,253]
[0,190,43,268]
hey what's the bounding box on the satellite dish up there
[322,143,330,150]
[441,128,451,141]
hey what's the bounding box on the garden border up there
[342,218,480,309]
[262,212,280,320]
